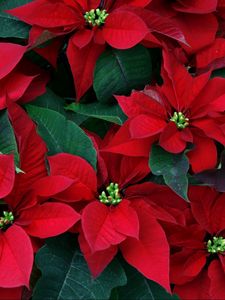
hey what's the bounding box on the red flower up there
[0,154,15,199]
[0,103,80,288]
[105,50,225,173]
[148,0,218,54]
[41,130,170,292]
[0,287,22,300]
[196,38,225,73]
[164,186,225,300]
[8,0,186,100]
[0,43,48,110]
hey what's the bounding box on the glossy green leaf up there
[30,88,88,125]
[33,234,127,300]
[0,110,19,165]
[0,0,31,38]
[26,105,97,169]
[211,68,225,78]
[94,45,152,103]
[65,102,126,125]
[118,263,179,300]
[149,144,189,200]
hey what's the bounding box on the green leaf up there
[211,68,225,78]
[0,0,31,39]
[65,102,127,125]
[26,105,97,169]
[31,88,67,116]
[30,88,88,125]
[0,110,19,166]
[149,145,189,200]
[118,263,179,300]
[33,234,127,300]
[94,45,152,103]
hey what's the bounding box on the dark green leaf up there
[149,145,189,200]
[82,117,111,138]
[0,0,31,39]
[65,102,126,125]
[30,88,88,125]
[0,110,19,165]
[33,234,127,300]
[31,88,67,116]
[94,45,152,103]
[118,263,179,300]
[26,105,97,169]
[211,68,225,78]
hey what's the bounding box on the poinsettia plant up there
[1,0,225,299]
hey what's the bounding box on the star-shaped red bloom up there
[105,49,225,173]
[39,129,171,292]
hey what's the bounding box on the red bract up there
[7,0,186,100]
[105,50,225,173]
[0,104,80,288]
[148,0,218,54]
[0,287,22,300]
[164,186,225,300]
[196,38,225,72]
[0,43,48,110]
[7,0,150,99]
[0,154,15,199]
[41,130,171,292]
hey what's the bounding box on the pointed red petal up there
[120,201,170,292]
[189,186,217,234]
[173,0,217,14]
[192,119,225,145]
[187,135,217,173]
[174,269,210,300]
[8,1,79,28]
[159,122,187,153]
[0,225,33,288]
[79,231,117,277]
[5,72,35,101]
[71,29,94,48]
[130,114,166,138]
[21,202,80,238]
[173,14,218,54]
[103,11,148,49]
[48,153,97,192]
[0,287,22,300]
[82,201,127,251]
[116,91,167,118]
[110,200,139,239]
[102,120,153,157]
[67,39,104,100]
[31,175,75,197]
[208,260,225,299]
[7,103,47,208]
[0,43,26,80]
[106,155,150,187]
[0,154,15,198]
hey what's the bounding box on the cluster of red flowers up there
[1,0,225,299]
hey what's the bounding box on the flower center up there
[170,111,189,129]
[207,236,225,254]
[84,8,109,27]
[0,211,14,230]
[99,182,122,205]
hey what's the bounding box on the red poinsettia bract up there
[0,43,48,110]
[37,130,171,292]
[0,104,80,288]
[105,50,225,173]
[7,0,187,100]
[148,0,218,54]
[164,186,225,300]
